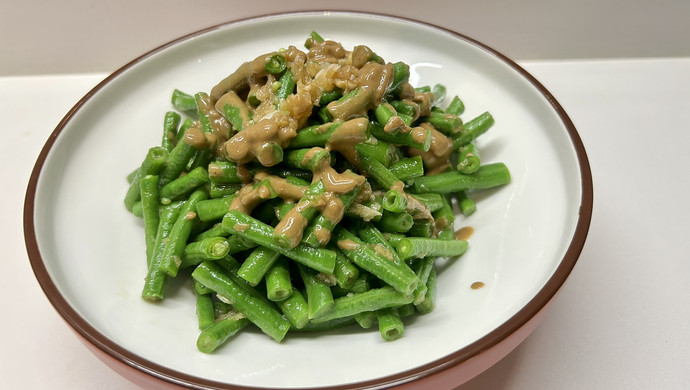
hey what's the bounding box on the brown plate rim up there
[23,10,593,390]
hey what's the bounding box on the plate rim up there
[23,9,593,390]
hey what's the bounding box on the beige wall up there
[2,0,689,76]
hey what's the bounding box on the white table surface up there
[2,57,689,389]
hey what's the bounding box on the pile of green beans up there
[124,32,510,353]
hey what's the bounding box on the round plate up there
[24,11,592,390]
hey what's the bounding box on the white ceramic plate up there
[25,11,592,390]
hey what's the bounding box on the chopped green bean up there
[265,257,293,302]
[162,111,181,152]
[158,189,208,277]
[376,308,404,341]
[196,313,250,353]
[124,146,168,212]
[192,261,291,342]
[237,246,281,287]
[411,162,511,194]
[395,237,469,261]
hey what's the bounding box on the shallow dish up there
[24,11,592,390]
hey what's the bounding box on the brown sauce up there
[197,37,475,251]
[471,281,485,290]
[324,117,369,167]
[337,239,360,251]
[455,226,475,241]
[408,124,453,173]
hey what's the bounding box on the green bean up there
[222,103,249,132]
[411,162,511,194]
[455,190,477,216]
[257,166,313,182]
[222,210,336,274]
[446,95,465,116]
[171,89,198,114]
[214,299,233,318]
[355,143,402,190]
[353,222,404,266]
[432,194,455,234]
[195,290,216,330]
[407,219,434,237]
[276,288,309,329]
[353,311,377,329]
[126,167,140,184]
[196,313,250,353]
[275,202,296,221]
[389,156,424,181]
[384,232,406,248]
[319,88,342,106]
[304,30,325,49]
[415,266,436,314]
[332,273,374,298]
[424,111,463,135]
[376,308,404,341]
[159,131,198,186]
[382,191,443,215]
[208,160,246,184]
[265,54,287,74]
[193,279,213,295]
[332,251,360,290]
[159,166,209,204]
[395,237,468,261]
[334,228,418,295]
[209,183,241,199]
[195,195,236,222]
[297,263,334,319]
[224,234,257,254]
[411,257,434,305]
[375,211,413,233]
[388,61,410,97]
[311,286,413,323]
[452,111,494,149]
[180,237,230,268]
[162,111,181,152]
[124,146,168,212]
[293,317,356,332]
[141,202,184,302]
[288,120,345,149]
[389,100,419,120]
[192,261,291,342]
[431,84,446,107]
[354,141,399,167]
[382,190,407,213]
[397,303,416,318]
[237,246,280,287]
[139,174,160,267]
[192,222,229,241]
[456,143,481,174]
[275,69,295,102]
[265,257,293,302]
[158,189,208,277]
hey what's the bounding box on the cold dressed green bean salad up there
[124,31,510,352]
